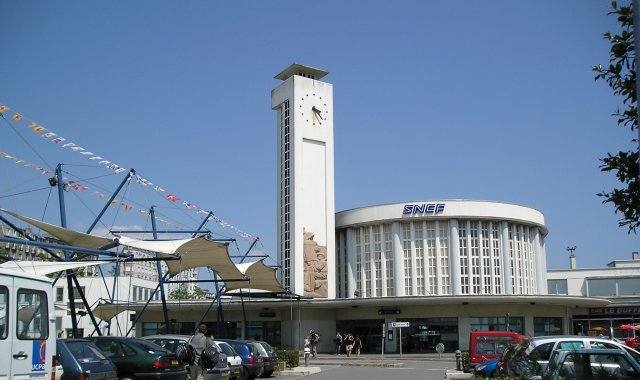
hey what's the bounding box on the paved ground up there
[277,353,461,379]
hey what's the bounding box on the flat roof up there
[274,63,329,81]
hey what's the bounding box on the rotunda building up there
[335,200,548,299]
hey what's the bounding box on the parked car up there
[56,338,118,380]
[499,335,640,378]
[245,341,279,378]
[89,336,188,380]
[468,330,525,368]
[217,339,263,380]
[216,340,242,380]
[142,334,230,380]
[543,348,640,380]
[473,357,500,378]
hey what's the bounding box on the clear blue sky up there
[0,1,637,272]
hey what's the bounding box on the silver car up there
[142,334,229,380]
[504,335,640,378]
[543,348,640,380]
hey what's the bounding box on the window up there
[534,317,563,336]
[16,288,49,339]
[588,279,617,297]
[547,279,568,295]
[56,287,64,302]
[384,224,394,296]
[470,316,524,334]
[402,223,412,295]
[0,286,7,339]
[617,278,640,296]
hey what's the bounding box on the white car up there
[503,335,640,378]
[216,340,242,380]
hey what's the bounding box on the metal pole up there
[381,323,385,361]
[399,327,403,359]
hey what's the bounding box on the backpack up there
[175,343,194,365]
[199,346,220,369]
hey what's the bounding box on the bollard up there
[304,347,311,367]
[455,350,461,371]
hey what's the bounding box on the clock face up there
[299,92,329,126]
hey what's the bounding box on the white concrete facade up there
[335,200,549,299]
[271,64,336,298]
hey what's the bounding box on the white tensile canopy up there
[0,209,286,294]
[0,260,109,275]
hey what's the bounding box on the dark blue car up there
[217,339,263,380]
[56,338,118,380]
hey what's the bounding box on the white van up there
[0,267,56,379]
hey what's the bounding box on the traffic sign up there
[389,321,410,328]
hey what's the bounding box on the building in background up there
[547,252,640,337]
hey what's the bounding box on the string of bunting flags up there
[0,103,257,240]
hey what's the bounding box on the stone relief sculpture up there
[303,231,328,298]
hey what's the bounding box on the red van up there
[468,331,526,368]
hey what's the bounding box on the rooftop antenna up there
[567,246,577,269]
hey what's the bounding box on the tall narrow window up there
[426,222,437,295]
[384,224,394,296]
[459,222,469,294]
[278,100,291,290]
[439,222,450,294]
[373,225,383,297]
[414,223,425,295]
[402,223,413,295]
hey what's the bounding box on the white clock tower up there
[271,63,336,299]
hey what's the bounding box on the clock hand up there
[312,106,324,120]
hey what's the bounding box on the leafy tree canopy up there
[594,1,640,232]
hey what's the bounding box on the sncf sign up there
[402,203,445,216]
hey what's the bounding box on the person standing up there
[333,331,343,355]
[309,330,320,358]
[188,324,214,380]
[353,336,363,357]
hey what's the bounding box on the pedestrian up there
[343,332,354,357]
[188,323,215,380]
[309,330,320,358]
[333,331,343,355]
[353,336,363,357]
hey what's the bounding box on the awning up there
[0,260,109,275]
[117,235,245,279]
[227,260,287,293]
[91,301,132,320]
[0,208,116,250]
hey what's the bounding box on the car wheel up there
[264,370,273,377]
[119,376,136,380]
[238,366,250,380]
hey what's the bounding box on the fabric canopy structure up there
[1,209,287,295]
[228,259,287,293]
[117,235,245,279]
[0,208,117,250]
[0,260,110,275]
[91,301,132,321]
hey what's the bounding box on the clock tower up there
[271,63,336,299]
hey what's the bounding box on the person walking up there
[333,331,343,355]
[353,336,363,357]
[343,332,354,357]
[188,323,214,380]
[309,330,320,358]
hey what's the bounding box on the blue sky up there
[0,1,637,272]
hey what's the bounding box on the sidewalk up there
[279,352,459,376]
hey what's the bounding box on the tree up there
[168,284,207,300]
[594,1,640,232]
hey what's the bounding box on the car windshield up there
[218,342,235,357]
[67,341,108,362]
[260,342,274,352]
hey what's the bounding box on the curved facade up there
[335,200,548,299]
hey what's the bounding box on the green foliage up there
[273,349,299,368]
[462,351,470,371]
[594,1,640,232]
[168,284,207,300]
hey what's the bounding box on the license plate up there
[234,369,241,375]
[172,359,179,365]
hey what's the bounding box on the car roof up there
[143,334,191,340]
